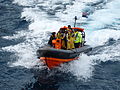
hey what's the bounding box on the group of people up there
[48,25,85,50]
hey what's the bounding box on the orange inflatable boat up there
[37,26,92,69]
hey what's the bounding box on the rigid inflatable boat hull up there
[37,45,92,69]
[40,57,78,69]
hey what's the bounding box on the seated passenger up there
[74,29,82,48]
[48,32,56,47]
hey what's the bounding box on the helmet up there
[68,25,71,28]
[52,32,56,35]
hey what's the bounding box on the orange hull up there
[40,57,78,69]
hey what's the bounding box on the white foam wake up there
[58,54,94,80]
[86,29,120,47]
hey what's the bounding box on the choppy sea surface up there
[0,0,120,90]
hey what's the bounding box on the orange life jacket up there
[52,39,61,49]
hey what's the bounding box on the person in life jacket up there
[53,38,62,49]
[66,25,75,49]
[57,28,66,49]
[48,32,56,47]
[74,29,82,48]
[68,25,72,31]
[81,31,86,46]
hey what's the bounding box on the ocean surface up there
[0,0,120,90]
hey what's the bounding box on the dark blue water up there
[0,0,120,90]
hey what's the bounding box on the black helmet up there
[51,32,56,35]
[68,25,71,28]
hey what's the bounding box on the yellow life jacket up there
[74,31,82,43]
